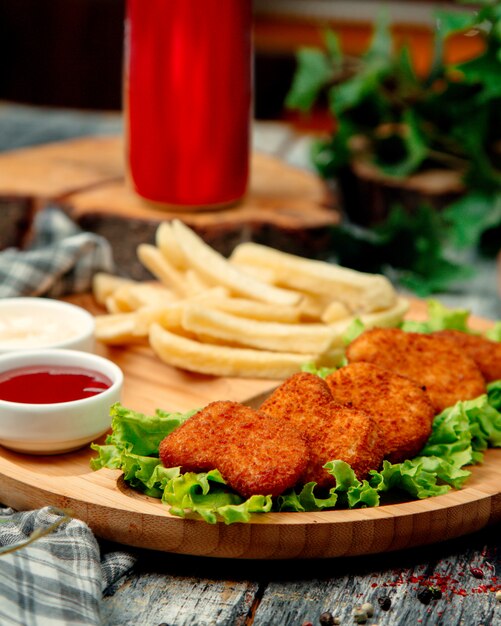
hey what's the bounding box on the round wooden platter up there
[0,298,500,560]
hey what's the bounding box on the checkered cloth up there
[0,206,114,298]
[0,507,136,626]
[0,211,131,623]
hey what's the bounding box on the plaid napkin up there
[0,506,136,626]
[0,206,114,298]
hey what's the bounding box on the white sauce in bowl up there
[0,310,82,348]
[0,298,95,353]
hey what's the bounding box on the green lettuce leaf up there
[486,322,501,341]
[488,380,501,411]
[277,461,379,512]
[400,299,470,333]
[300,362,338,379]
[103,402,197,457]
[90,302,501,523]
[163,470,272,524]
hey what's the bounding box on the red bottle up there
[125,0,252,209]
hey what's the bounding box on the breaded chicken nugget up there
[325,362,435,462]
[433,329,501,383]
[260,372,384,488]
[159,401,309,498]
[346,328,486,413]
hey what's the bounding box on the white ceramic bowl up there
[0,349,123,454]
[0,297,96,353]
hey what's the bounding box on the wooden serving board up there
[0,297,499,560]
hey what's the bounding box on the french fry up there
[95,307,171,344]
[125,283,179,309]
[184,269,215,295]
[95,313,145,344]
[318,300,351,323]
[94,222,407,379]
[149,323,315,378]
[137,244,191,297]
[156,287,233,330]
[109,285,139,312]
[225,263,279,285]
[325,297,410,333]
[230,242,396,313]
[295,291,346,322]
[207,298,302,323]
[181,305,335,354]
[156,221,188,270]
[171,219,301,306]
[104,294,130,314]
[92,273,137,306]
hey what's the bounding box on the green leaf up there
[163,470,273,524]
[311,121,356,176]
[486,322,501,341]
[487,380,501,410]
[364,9,392,62]
[329,205,473,296]
[285,48,333,112]
[456,47,501,102]
[300,362,337,379]
[444,191,501,248]
[324,29,342,63]
[374,110,428,178]
[400,299,470,333]
[435,9,477,40]
[323,460,380,508]
[277,482,339,512]
[342,318,366,345]
[105,403,196,457]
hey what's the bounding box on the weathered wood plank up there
[251,526,501,625]
[101,524,501,625]
[101,552,260,626]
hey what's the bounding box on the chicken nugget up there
[346,328,486,413]
[325,362,435,462]
[159,401,309,498]
[260,372,384,488]
[433,329,501,383]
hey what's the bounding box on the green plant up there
[287,1,501,293]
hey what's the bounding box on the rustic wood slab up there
[60,150,338,280]
[0,135,123,248]
[0,135,339,278]
[0,297,499,560]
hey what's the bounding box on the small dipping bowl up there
[0,349,123,454]
[0,297,96,353]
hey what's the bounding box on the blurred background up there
[0,0,499,316]
[0,0,476,121]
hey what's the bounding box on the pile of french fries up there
[93,220,408,378]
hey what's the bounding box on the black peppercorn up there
[319,611,334,626]
[378,596,392,611]
[417,587,433,605]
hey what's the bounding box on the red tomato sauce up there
[0,366,112,404]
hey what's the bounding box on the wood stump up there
[338,159,465,225]
[0,136,339,279]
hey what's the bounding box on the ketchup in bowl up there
[0,366,112,404]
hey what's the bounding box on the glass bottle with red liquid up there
[125,0,252,209]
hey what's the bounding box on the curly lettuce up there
[91,302,501,524]
[91,387,501,522]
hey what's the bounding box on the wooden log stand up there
[0,136,339,279]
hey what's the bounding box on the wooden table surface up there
[1,102,501,626]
